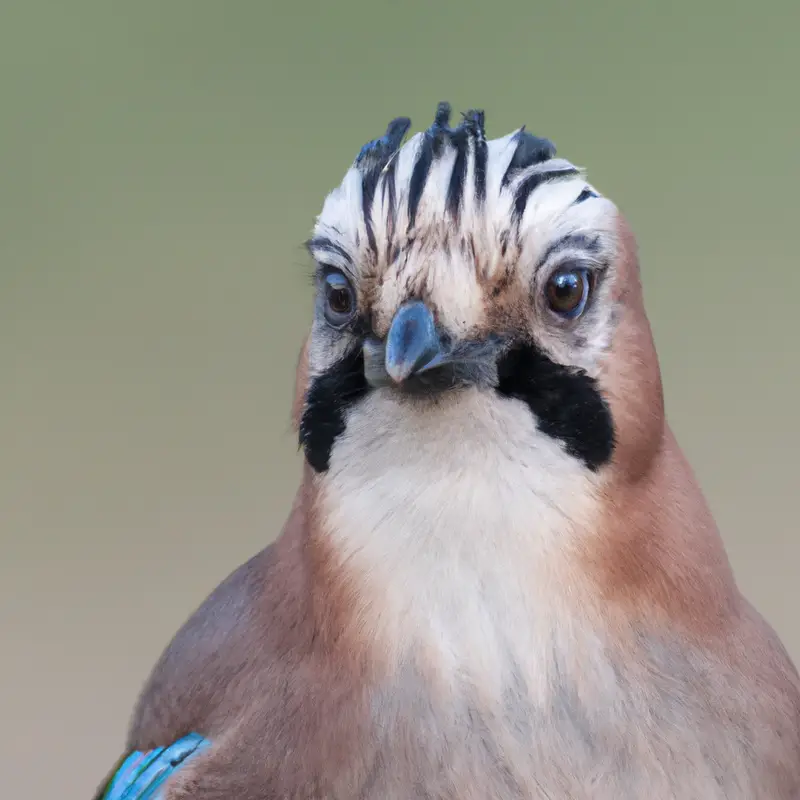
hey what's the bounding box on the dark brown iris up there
[323,272,356,326]
[327,285,352,314]
[546,269,590,318]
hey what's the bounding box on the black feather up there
[299,346,370,473]
[496,343,615,471]
[501,128,558,187]
[573,187,599,205]
[512,167,580,223]
[445,126,470,219]
[356,117,411,254]
[462,109,487,206]
[407,129,436,229]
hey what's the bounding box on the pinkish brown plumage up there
[105,104,800,799]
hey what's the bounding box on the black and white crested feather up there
[355,116,411,255]
[310,102,607,283]
[499,126,557,185]
[354,116,411,173]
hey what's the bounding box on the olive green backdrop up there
[2,1,798,796]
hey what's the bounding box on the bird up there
[94,102,800,799]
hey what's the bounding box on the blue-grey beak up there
[384,301,441,384]
[362,301,503,393]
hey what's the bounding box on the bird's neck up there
[307,389,605,688]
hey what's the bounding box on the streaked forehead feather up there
[309,102,606,280]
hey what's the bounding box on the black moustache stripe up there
[300,341,615,473]
[496,343,615,471]
[299,347,370,473]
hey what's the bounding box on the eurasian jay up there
[94,102,800,799]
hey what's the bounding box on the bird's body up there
[98,104,800,799]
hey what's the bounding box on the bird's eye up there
[545,268,592,319]
[323,272,356,327]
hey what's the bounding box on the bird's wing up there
[92,733,211,800]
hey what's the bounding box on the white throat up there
[316,388,603,693]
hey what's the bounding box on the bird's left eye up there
[545,268,592,319]
[323,272,356,327]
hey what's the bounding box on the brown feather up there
[119,205,800,798]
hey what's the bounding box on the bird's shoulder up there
[126,511,312,750]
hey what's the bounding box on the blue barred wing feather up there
[93,733,211,800]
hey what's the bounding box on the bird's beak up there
[384,301,442,384]
[362,300,503,393]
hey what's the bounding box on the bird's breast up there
[315,388,610,698]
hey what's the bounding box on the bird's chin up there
[389,365,473,397]
[365,363,499,400]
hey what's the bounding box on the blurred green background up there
[1,1,798,796]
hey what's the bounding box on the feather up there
[94,733,210,800]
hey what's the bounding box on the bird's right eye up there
[323,271,356,328]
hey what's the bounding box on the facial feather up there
[294,105,640,705]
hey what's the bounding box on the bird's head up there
[296,102,663,490]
